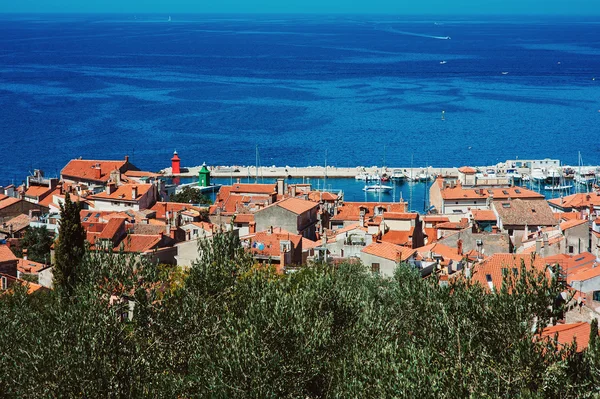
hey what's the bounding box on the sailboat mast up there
[255,145,258,184]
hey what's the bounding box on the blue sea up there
[1,14,600,189]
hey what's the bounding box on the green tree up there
[169,186,212,206]
[53,192,86,297]
[19,226,54,264]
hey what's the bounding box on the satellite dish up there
[258,243,265,251]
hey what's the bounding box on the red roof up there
[246,230,303,258]
[559,219,588,231]
[91,184,152,202]
[468,253,548,291]
[441,184,543,201]
[381,229,414,247]
[541,322,596,352]
[17,258,46,274]
[24,185,53,199]
[61,158,132,183]
[472,210,497,221]
[0,245,17,263]
[548,193,600,210]
[458,166,477,174]
[362,241,416,262]
[382,212,418,220]
[331,202,407,222]
[0,197,21,210]
[117,235,162,253]
[272,197,318,215]
[415,243,463,263]
[151,202,198,220]
[233,213,254,224]
[99,217,126,241]
[307,191,339,202]
[230,183,276,195]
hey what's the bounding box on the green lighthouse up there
[198,162,211,187]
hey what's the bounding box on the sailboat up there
[168,16,172,22]
[363,184,393,193]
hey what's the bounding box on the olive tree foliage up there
[1,232,600,398]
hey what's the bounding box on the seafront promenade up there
[162,165,461,179]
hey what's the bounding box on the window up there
[569,245,574,254]
[512,268,518,275]
[502,190,509,195]
[515,189,521,194]
[371,263,380,273]
[485,274,493,282]
[502,203,511,208]
[594,291,600,302]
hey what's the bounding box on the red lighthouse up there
[171,150,181,175]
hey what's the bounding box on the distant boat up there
[363,184,393,193]
[440,60,447,65]
[501,72,509,75]
[444,36,451,40]
[544,184,572,191]
[168,16,172,22]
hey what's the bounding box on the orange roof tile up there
[17,258,46,274]
[548,193,600,210]
[232,213,254,224]
[422,216,450,223]
[415,242,463,263]
[99,217,126,241]
[117,235,162,253]
[541,322,595,352]
[332,223,367,236]
[61,159,132,183]
[331,202,407,222]
[0,273,46,295]
[382,212,418,220]
[270,197,318,215]
[24,185,53,199]
[472,209,497,221]
[381,229,414,247]
[441,184,543,201]
[0,214,31,233]
[362,241,416,262]
[307,191,339,202]
[560,219,588,231]
[0,197,21,210]
[458,166,477,174]
[246,230,303,258]
[230,183,276,195]
[91,184,152,202]
[469,253,548,291]
[0,245,18,262]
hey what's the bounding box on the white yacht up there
[363,184,393,193]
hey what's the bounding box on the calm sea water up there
[1,14,599,187]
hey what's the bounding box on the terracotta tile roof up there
[472,209,497,221]
[436,219,470,230]
[270,197,319,215]
[151,202,197,220]
[24,185,53,199]
[99,217,126,241]
[423,227,439,242]
[117,234,162,253]
[232,213,254,224]
[362,241,416,262]
[0,214,31,233]
[91,184,152,202]
[37,188,63,208]
[382,212,418,220]
[553,212,582,222]
[458,166,477,174]
[61,159,134,183]
[422,216,450,223]
[381,229,414,247]
[301,238,321,250]
[331,202,407,222]
[469,253,548,291]
[230,183,276,195]
[568,265,600,284]
[0,245,18,262]
[441,184,543,201]
[541,322,595,352]
[245,230,303,258]
[17,258,46,274]
[307,191,339,202]
[0,273,46,295]
[560,219,588,231]
[189,222,215,232]
[415,243,463,263]
[0,197,21,210]
[548,193,600,210]
[493,199,556,227]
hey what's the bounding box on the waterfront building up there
[60,156,139,192]
[548,193,600,216]
[90,183,158,212]
[429,176,543,215]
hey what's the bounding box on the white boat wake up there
[386,28,451,40]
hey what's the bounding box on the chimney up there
[277,178,285,195]
[359,209,365,227]
[457,239,463,255]
[93,164,101,180]
[492,226,498,234]
[249,221,256,234]
[268,226,273,235]
[106,182,116,195]
[132,185,138,200]
[22,249,28,261]
[125,155,129,163]
[535,237,542,254]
